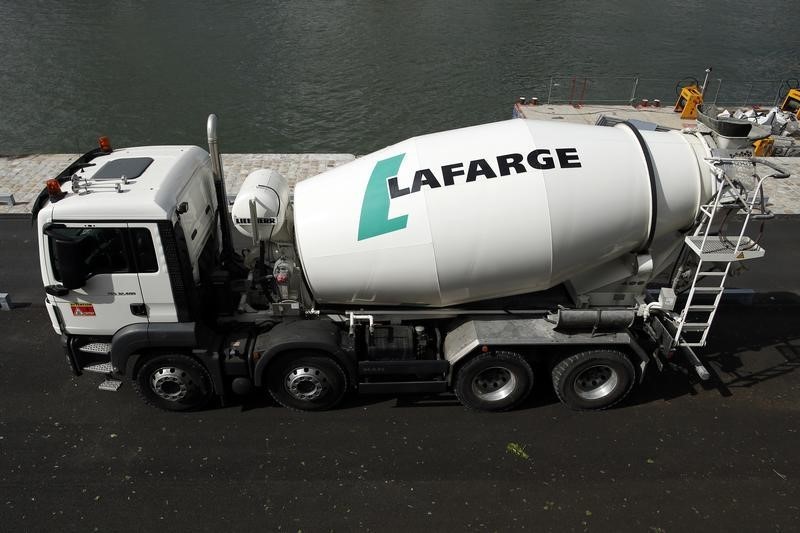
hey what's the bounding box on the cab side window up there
[131,228,158,273]
[49,227,158,281]
[85,228,130,274]
[50,227,129,281]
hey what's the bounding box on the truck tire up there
[455,351,533,412]
[551,349,635,411]
[133,354,214,412]
[267,353,348,411]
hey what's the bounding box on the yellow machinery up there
[780,88,800,119]
[674,85,703,119]
[753,137,774,157]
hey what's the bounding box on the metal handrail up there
[533,75,796,107]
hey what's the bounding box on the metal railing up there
[529,75,796,108]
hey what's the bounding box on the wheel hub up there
[285,366,330,401]
[573,364,618,401]
[150,367,194,402]
[471,366,517,402]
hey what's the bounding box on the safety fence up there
[525,76,797,108]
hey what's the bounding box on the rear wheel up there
[267,354,348,411]
[551,349,635,411]
[134,354,214,412]
[455,351,534,412]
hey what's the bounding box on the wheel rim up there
[150,367,197,402]
[573,364,618,401]
[471,366,517,402]
[285,366,331,401]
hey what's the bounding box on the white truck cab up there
[38,145,218,336]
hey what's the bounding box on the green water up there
[0,0,797,155]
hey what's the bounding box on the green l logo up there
[358,153,407,240]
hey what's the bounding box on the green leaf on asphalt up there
[506,442,530,460]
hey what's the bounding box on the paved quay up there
[516,102,698,129]
[0,153,355,215]
[1,144,799,216]
[515,103,800,214]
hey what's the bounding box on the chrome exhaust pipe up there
[207,114,224,183]
[206,114,235,260]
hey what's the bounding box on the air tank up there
[293,119,715,307]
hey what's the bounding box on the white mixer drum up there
[293,119,714,306]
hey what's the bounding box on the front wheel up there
[455,351,534,412]
[551,349,635,411]
[267,353,348,411]
[134,354,214,412]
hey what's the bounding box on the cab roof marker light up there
[98,136,112,153]
[45,179,65,201]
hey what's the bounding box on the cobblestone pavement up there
[1,152,798,215]
[0,153,355,215]
[766,159,800,214]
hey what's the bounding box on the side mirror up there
[52,238,90,289]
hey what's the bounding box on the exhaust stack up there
[207,114,235,261]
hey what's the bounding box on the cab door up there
[44,223,148,335]
[127,222,178,323]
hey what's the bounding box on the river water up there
[0,1,797,155]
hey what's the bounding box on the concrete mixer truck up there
[32,115,789,413]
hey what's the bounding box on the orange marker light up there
[45,179,65,199]
[98,136,112,153]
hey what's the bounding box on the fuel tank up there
[293,119,714,306]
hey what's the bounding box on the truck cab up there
[35,142,234,397]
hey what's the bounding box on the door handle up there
[45,284,70,297]
[130,303,148,317]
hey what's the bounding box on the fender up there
[252,320,355,387]
[111,322,197,376]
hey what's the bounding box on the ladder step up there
[83,362,113,374]
[697,271,726,277]
[693,287,724,293]
[688,305,716,311]
[684,236,765,261]
[682,322,711,331]
[98,379,122,392]
[678,342,707,347]
[78,342,112,355]
[700,203,740,213]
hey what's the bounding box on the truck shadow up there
[233,292,799,413]
[234,391,464,412]
[625,291,800,407]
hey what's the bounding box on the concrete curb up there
[0,153,356,215]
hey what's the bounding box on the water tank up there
[293,119,714,306]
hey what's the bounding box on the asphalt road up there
[1,215,798,532]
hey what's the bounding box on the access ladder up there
[671,158,781,349]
